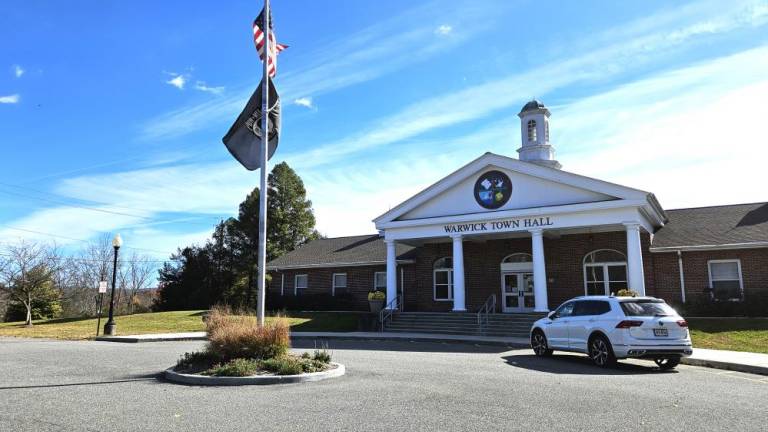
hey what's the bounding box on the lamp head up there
[112,233,123,249]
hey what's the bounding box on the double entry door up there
[501,272,535,313]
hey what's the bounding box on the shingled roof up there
[651,202,768,250]
[267,234,418,270]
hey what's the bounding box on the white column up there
[451,234,466,312]
[385,239,398,309]
[530,229,549,312]
[624,223,646,296]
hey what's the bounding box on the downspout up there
[677,250,686,303]
[280,272,285,296]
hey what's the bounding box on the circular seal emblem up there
[473,170,512,209]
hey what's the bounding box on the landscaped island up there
[170,307,339,380]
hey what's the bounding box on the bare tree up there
[0,241,59,326]
[58,235,116,318]
[123,252,155,313]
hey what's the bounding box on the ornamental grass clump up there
[204,306,290,362]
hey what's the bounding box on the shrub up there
[368,291,386,301]
[204,358,261,377]
[176,350,216,370]
[204,306,290,362]
[616,289,639,297]
[261,356,329,375]
[266,292,359,311]
[312,349,332,364]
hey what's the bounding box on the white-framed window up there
[545,119,550,142]
[332,273,347,296]
[708,260,743,301]
[294,274,308,295]
[433,257,454,301]
[527,119,537,142]
[374,272,387,292]
[583,249,627,295]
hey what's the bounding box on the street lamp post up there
[103,234,122,336]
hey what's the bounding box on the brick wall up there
[651,248,768,305]
[411,231,654,312]
[268,240,768,314]
[268,264,413,311]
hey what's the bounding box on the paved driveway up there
[0,338,765,431]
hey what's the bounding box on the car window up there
[620,300,677,317]
[554,302,575,318]
[572,301,589,316]
[573,300,612,316]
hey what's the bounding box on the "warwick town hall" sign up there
[443,216,554,234]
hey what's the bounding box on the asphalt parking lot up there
[0,338,766,431]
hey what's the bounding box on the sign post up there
[95,281,107,337]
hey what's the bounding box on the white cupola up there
[517,99,561,169]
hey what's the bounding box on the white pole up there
[256,0,270,326]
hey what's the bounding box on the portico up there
[373,101,666,314]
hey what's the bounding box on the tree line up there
[0,162,318,323]
[0,236,155,325]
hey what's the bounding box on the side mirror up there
[547,311,557,320]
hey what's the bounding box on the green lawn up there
[0,310,360,340]
[688,318,768,354]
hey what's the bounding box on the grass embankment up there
[0,310,360,340]
[687,318,768,354]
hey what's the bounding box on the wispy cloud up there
[435,24,452,35]
[0,94,20,104]
[282,0,768,170]
[140,1,505,140]
[194,81,225,95]
[165,72,188,90]
[293,97,314,110]
[13,64,24,78]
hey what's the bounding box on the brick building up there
[267,101,767,316]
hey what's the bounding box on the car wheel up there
[589,335,616,368]
[531,330,553,357]
[654,357,680,370]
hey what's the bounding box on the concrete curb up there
[95,331,530,347]
[164,362,345,386]
[291,333,529,348]
[96,332,206,343]
[680,357,768,376]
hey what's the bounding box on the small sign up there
[98,281,108,294]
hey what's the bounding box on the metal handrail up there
[477,294,496,333]
[379,295,400,332]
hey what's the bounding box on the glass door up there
[502,273,536,312]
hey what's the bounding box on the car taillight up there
[676,320,688,327]
[615,320,643,329]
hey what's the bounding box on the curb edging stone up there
[164,362,345,385]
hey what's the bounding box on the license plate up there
[653,328,668,337]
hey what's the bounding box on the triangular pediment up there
[374,153,654,225]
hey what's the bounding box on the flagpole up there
[256,0,270,326]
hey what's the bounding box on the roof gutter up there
[650,241,768,253]
[267,259,415,271]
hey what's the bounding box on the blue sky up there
[2,0,768,260]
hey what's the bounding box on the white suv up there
[530,296,693,369]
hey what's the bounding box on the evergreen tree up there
[155,162,320,311]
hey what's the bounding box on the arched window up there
[527,120,537,142]
[502,253,532,263]
[545,119,550,142]
[433,257,453,301]
[583,249,627,296]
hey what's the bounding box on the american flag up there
[253,8,287,77]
